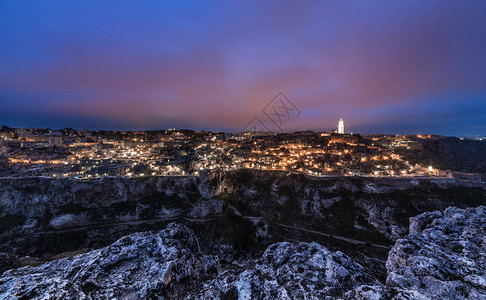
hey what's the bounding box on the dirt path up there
[44,214,390,250]
[44,215,224,234]
[44,216,182,234]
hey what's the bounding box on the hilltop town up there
[1,123,485,186]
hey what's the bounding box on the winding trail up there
[44,216,182,234]
[43,215,223,234]
[44,214,390,250]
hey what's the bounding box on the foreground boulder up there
[0,223,218,299]
[386,206,486,299]
[188,241,383,299]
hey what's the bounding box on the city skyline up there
[0,120,483,139]
[1,1,486,136]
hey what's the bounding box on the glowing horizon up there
[1,1,486,136]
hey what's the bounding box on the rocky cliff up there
[0,223,219,299]
[386,206,486,299]
[1,206,484,299]
[0,223,384,299]
[219,169,484,242]
[0,176,222,256]
[188,241,382,299]
[0,176,199,218]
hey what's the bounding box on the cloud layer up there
[1,0,485,135]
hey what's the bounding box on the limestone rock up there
[188,200,223,218]
[0,223,218,299]
[188,241,382,299]
[386,206,486,299]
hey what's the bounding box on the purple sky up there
[1,0,486,136]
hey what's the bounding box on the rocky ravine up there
[1,171,484,264]
[1,206,485,299]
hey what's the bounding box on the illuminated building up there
[338,118,344,134]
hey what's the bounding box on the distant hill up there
[420,137,486,173]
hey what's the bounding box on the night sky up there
[1,1,486,136]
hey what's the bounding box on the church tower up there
[338,118,344,134]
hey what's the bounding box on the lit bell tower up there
[338,118,344,134]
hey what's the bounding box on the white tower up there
[338,118,344,134]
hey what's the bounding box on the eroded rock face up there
[188,200,223,218]
[188,241,382,299]
[49,213,90,230]
[0,253,19,275]
[0,223,218,299]
[0,176,215,255]
[386,206,486,299]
